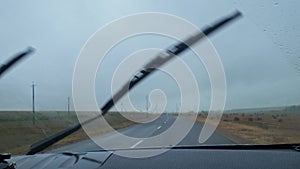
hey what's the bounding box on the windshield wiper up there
[0,47,35,78]
[26,11,242,155]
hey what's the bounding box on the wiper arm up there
[26,11,242,155]
[0,47,35,78]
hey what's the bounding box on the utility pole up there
[31,81,36,126]
[120,102,124,112]
[146,95,149,112]
[146,95,149,117]
[67,97,70,115]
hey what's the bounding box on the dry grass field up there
[2,106,299,155]
[0,111,152,155]
[192,105,300,144]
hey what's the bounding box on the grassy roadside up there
[44,111,156,152]
[185,111,300,144]
[0,111,153,155]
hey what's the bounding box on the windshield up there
[0,0,299,156]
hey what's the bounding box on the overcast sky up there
[0,0,299,111]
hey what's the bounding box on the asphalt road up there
[52,114,234,152]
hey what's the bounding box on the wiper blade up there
[0,47,35,78]
[26,11,242,155]
[98,10,242,116]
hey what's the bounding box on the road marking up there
[130,140,143,148]
[157,126,162,130]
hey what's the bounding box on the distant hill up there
[225,105,300,114]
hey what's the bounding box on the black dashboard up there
[7,146,300,169]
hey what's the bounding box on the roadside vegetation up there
[192,105,300,144]
[0,111,151,155]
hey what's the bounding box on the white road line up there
[157,126,162,130]
[130,140,143,148]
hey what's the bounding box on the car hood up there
[8,151,112,169]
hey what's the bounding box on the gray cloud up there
[0,0,299,111]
